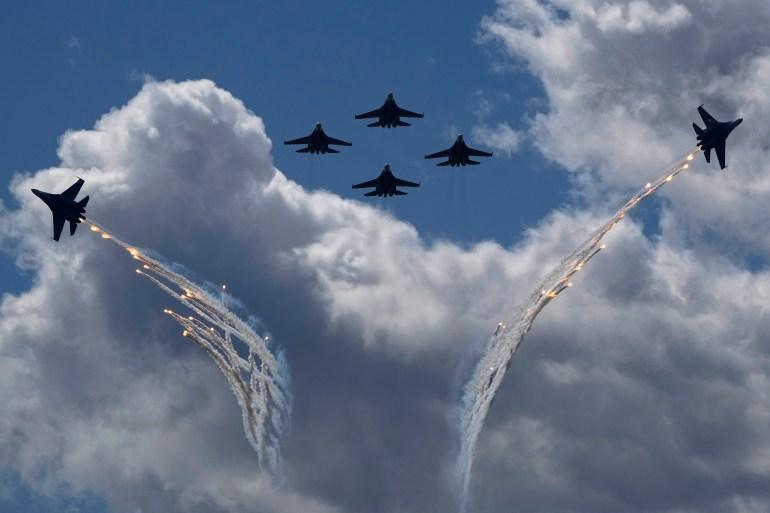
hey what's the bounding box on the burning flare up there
[456,149,700,512]
[86,220,291,476]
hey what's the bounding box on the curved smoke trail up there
[456,148,701,512]
[86,220,291,476]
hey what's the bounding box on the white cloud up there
[595,1,692,34]
[3,52,770,513]
[471,122,523,155]
[0,79,541,512]
[480,0,770,256]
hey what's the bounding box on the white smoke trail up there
[85,220,291,476]
[456,148,701,512]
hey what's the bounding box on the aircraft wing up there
[425,148,450,159]
[467,147,493,157]
[284,135,312,145]
[698,105,718,127]
[61,178,85,201]
[326,136,352,146]
[715,139,727,169]
[355,108,382,120]
[352,178,379,189]
[394,177,419,188]
[52,213,65,241]
[397,107,424,118]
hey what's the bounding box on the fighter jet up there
[31,178,89,241]
[284,122,352,154]
[352,164,419,196]
[355,92,423,128]
[693,105,743,170]
[425,134,493,166]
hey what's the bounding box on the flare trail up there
[456,148,701,511]
[87,220,291,476]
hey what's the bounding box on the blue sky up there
[0,0,568,251]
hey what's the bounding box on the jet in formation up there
[425,134,493,166]
[284,122,352,154]
[355,92,424,128]
[693,105,743,170]
[352,164,419,196]
[32,178,89,241]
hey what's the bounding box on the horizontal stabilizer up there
[393,190,407,195]
[704,147,711,163]
[324,148,339,154]
[296,147,311,153]
[466,160,480,165]
[364,191,378,196]
[367,121,381,127]
[397,121,411,126]
[69,221,78,236]
[77,195,89,208]
[693,123,704,136]
[326,136,352,146]
[284,136,312,145]
[437,160,451,166]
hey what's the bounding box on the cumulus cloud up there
[3,23,770,511]
[480,0,770,255]
[0,79,537,513]
[471,122,523,156]
[595,1,692,34]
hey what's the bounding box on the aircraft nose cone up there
[31,188,42,199]
[736,118,743,126]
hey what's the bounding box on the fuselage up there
[446,137,473,166]
[377,94,400,128]
[374,167,398,196]
[31,189,85,222]
[307,124,331,153]
[698,118,743,151]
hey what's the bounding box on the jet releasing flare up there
[456,148,701,512]
[692,105,742,170]
[31,177,89,241]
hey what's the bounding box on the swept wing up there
[425,149,450,159]
[352,178,379,189]
[397,107,423,118]
[60,178,85,201]
[467,147,493,157]
[355,108,382,120]
[698,105,718,127]
[326,136,352,146]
